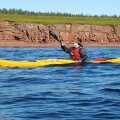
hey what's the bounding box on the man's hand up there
[79,59,82,63]
[61,42,65,46]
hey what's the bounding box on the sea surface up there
[0,47,120,120]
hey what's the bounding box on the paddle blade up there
[49,30,61,43]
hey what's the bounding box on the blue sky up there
[0,0,120,16]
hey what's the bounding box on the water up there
[0,47,120,120]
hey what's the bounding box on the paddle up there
[49,30,62,44]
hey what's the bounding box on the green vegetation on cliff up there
[0,14,120,25]
[0,8,120,25]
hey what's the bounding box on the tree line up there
[0,8,119,18]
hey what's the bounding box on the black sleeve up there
[79,48,87,61]
[78,43,83,48]
[61,45,71,54]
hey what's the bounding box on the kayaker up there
[61,39,87,63]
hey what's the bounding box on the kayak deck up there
[0,58,120,68]
[0,59,78,68]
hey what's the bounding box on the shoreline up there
[0,41,120,48]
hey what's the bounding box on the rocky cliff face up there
[0,21,120,45]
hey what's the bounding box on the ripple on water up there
[0,47,120,120]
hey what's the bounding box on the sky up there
[0,0,120,16]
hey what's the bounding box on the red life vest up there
[70,48,81,60]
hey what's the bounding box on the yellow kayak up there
[0,59,78,68]
[0,58,119,68]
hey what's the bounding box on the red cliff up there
[0,21,120,47]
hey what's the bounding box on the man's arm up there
[61,43,71,54]
[79,48,87,62]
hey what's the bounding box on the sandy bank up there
[0,41,120,48]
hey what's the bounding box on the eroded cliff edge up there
[0,21,120,47]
